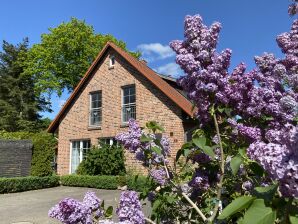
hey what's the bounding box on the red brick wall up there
[57,49,194,175]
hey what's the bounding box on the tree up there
[24,18,141,97]
[0,39,50,131]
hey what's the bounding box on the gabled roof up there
[47,42,194,133]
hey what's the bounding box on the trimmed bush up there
[76,144,126,176]
[0,176,60,193]
[0,131,57,177]
[60,175,148,191]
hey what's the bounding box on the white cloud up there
[156,63,182,78]
[58,99,66,108]
[137,43,175,61]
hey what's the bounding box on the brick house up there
[48,42,196,175]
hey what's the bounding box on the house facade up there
[48,42,196,175]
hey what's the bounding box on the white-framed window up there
[109,55,115,68]
[98,137,118,147]
[89,91,102,126]
[70,140,90,174]
[122,85,136,123]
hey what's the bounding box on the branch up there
[145,217,156,224]
[181,192,207,222]
[208,113,225,222]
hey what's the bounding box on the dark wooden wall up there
[0,140,33,177]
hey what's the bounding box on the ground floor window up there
[98,137,118,147]
[70,140,90,174]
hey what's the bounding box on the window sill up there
[88,126,102,130]
[120,123,129,128]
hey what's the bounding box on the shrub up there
[60,175,148,191]
[0,176,60,193]
[0,131,57,177]
[76,144,126,176]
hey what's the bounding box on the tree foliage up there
[24,18,141,96]
[0,39,51,131]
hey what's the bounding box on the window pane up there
[130,87,135,95]
[91,92,101,109]
[90,108,101,125]
[123,88,130,96]
[124,96,130,104]
[130,95,136,104]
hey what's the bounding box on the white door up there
[70,140,90,174]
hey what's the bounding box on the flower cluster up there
[247,124,298,198]
[189,169,210,191]
[48,197,92,224]
[171,14,298,198]
[115,119,142,153]
[116,191,145,224]
[116,119,171,166]
[83,191,104,218]
[149,168,168,186]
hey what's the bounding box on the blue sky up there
[0,0,294,119]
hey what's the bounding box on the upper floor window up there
[109,55,115,68]
[89,91,102,126]
[122,85,136,123]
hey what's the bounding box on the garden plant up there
[49,3,298,224]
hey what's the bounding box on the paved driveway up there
[0,186,149,224]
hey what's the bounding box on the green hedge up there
[0,176,60,193]
[0,131,57,177]
[60,175,148,191]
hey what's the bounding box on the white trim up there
[69,141,72,174]
[109,55,115,68]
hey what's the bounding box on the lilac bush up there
[50,3,298,223]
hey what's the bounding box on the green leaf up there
[242,199,276,224]
[290,215,298,224]
[151,146,162,155]
[166,196,176,204]
[193,136,206,149]
[176,149,183,161]
[201,145,215,158]
[153,199,161,211]
[104,206,113,218]
[230,155,243,175]
[218,196,255,220]
[140,134,152,142]
[249,161,264,176]
[239,148,247,157]
[253,184,278,203]
[146,121,164,132]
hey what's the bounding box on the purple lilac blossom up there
[48,198,92,224]
[149,168,168,186]
[189,169,210,191]
[171,14,298,198]
[115,119,142,153]
[116,191,145,224]
[228,118,262,142]
[116,119,171,166]
[83,191,103,218]
[242,181,253,191]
